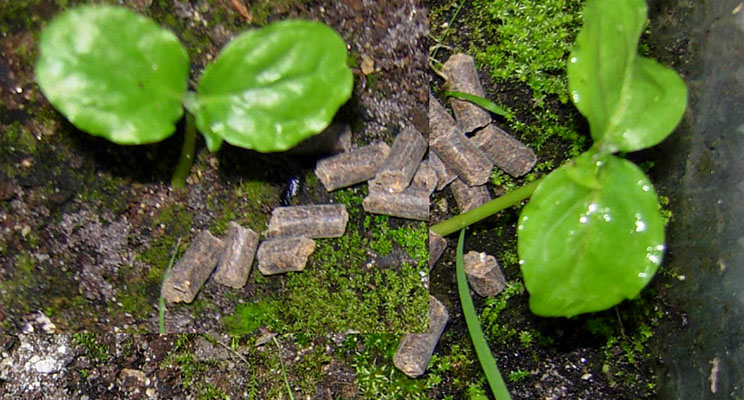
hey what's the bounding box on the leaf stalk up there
[171,111,197,188]
[431,179,541,236]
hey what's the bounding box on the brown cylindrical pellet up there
[374,127,427,193]
[162,230,224,304]
[463,251,506,297]
[266,204,349,239]
[315,142,391,192]
[429,94,457,142]
[450,178,491,213]
[410,159,438,195]
[257,237,316,275]
[471,124,537,177]
[442,53,491,133]
[428,151,457,191]
[428,230,447,271]
[393,296,450,378]
[430,126,493,186]
[362,187,429,221]
[213,222,259,289]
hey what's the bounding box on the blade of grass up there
[456,229,512,400]
[272,336,295,400]
[431,0,468,62]
[159,238,181,334]
[444,90,510,118]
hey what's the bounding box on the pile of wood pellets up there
[394,53,538,378]
[161,122,434,306]
[161,52,538,380]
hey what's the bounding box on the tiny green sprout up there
[432,0,686,318]
[518,331,533,348]
[507,369,530,383]
[35,5,353,187]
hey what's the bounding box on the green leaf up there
[35,6,189,145]
[444,90,510,118]
[193,20,353,153]
[517,152,665,317]
[567,0,687,152]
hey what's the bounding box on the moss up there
[342,334,430,399]
[280,224,428,334]
[248,0,313,26]
[480,282,525,345]
[72,332,110,363]
[0,254,37,316]
[390,222,428,269]
[196,383,230,400]
[468,0,584,104]
[208,176,280,236]
[1,121,38,154]
[333,333,488,399]
[223,300,280,335]
[584,292,664,393]
[0,0,44,32]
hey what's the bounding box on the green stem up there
[431,180,541,237]
[456,229,511,400]
[171,111,197,188]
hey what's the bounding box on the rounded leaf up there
[518,152,665,317]
[567,0,687,152]
[35,6,189,144]
[193,19,353,152]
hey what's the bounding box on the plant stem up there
[431,179,541,237]
[456,229,511,400]
[171,111,197,188]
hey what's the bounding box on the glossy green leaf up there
[193,20,353,152]
[35,6,189,145]
[518,152,665,317]
[567,0,687,152]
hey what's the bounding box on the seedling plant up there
[35,5,353,187]
[433,0,686,397]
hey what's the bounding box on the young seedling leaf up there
[194,20,353,153]
[567,0,687,152]
[444,90,510,118]
[518,152,665,317]
[35,6,189,145]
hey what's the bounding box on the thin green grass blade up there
[445,90,510,117]
[456,229,512,400]
[159,238,181,334]
[273,336,295,400]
